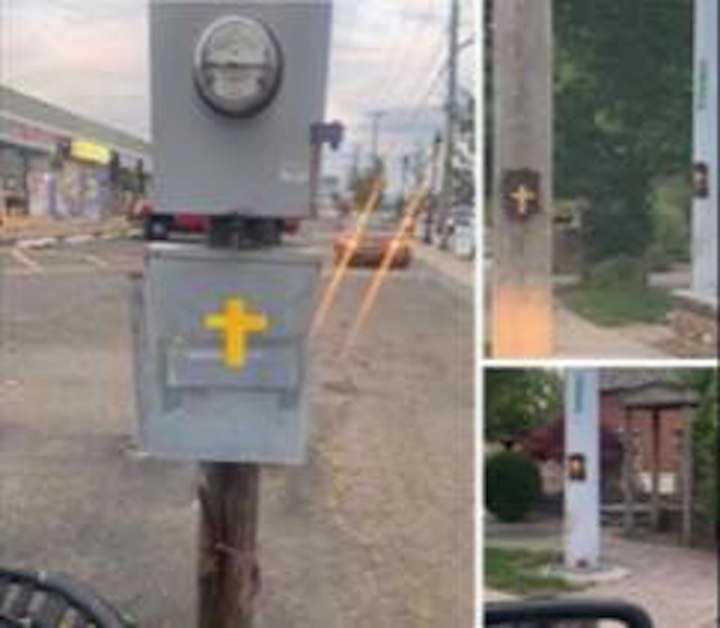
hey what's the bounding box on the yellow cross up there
[203,298,269,370]
[510,185,537,216]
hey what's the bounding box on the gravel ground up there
[0,236,473,627]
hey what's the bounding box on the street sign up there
[150,0,333,219]
[310,121,344,150]
[132,243,321,464]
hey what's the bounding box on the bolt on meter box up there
[131,243,321,464]
[149,0,333,218]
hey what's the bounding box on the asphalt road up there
[0,231,473,627]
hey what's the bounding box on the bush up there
[486,451,542,522]
[586,255,647,290]
[650,174,691,265]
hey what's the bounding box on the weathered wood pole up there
[491,0,554,357]
[622,409,636,537]
[650,411,661,532]
[198,463,261,628]
[681,418,694,546]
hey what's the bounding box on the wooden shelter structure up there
[614,374,700,545]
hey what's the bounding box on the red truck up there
[131,200,301,241]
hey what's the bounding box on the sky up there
[0,0,474,192]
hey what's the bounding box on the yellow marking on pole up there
[203,298,269,370]
[510,184,537,216]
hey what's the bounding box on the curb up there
[1,226,140,250]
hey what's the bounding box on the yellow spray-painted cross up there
[510,185,537,216]
[203,298,269,370]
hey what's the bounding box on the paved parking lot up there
[0,233,473,627]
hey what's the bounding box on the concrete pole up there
[691,0,718,303]
[564,369,601,571]
[491,0,554,357]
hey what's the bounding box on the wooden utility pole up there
[198,463,261,628]
[423,134,443,244]
[681,420,694,546]
[368,111,386,172]
[437,0,460,249]
[622,410,636,537]
[491,0,554,357]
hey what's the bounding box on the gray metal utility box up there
[132,243,321,463]
[149,0,333,218]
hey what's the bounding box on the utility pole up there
[690,0,718,304]
[564,369,601,572]
[368,111,386,173]
[400,154,410,200]
[491,0,554,357]
[424,134,443,244]
[198,463,260,628]
[348,143,361,188]
[437,0,460,249]
[142,4,332,628]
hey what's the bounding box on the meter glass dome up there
[194,16,283,117]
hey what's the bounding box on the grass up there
[560,285,674,327]
[485,547,581,596]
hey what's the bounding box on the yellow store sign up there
[70,140,111,165]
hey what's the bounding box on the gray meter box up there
[150,0,333,218]
[131,243,321,464]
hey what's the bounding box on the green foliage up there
[648,174,692,268]
[685,370,718,527]
[561,285,673,326]
[349,162,384,211]
[586,256,648,290]
[554,0,693,263]
[486,451,542,522]
[485,370,561,443]
[485,547,578,595]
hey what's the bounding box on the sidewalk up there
[554,305,671,359]
[412,241,474,295]
[0,216,137,248]
[485,517,718,628]
[483,259,674,359]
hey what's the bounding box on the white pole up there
[692,0,718,303]
[564,369,601,571]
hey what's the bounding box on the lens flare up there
[310,179,384,337]
[342,185,430,353]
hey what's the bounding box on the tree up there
[485,369,562,444]
[682,369,718,528]
[349,159,385,211]
[554,0,693,263]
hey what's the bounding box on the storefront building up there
[0,85,151,220]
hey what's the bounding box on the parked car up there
[333,214,412,268]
